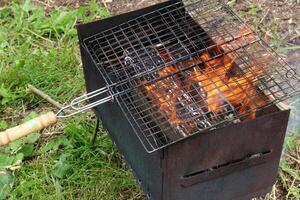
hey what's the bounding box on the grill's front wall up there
[77,1,291,199]
[163,108,289,200]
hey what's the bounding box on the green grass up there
[0,1,143,199]
[228,1,284,50]
[8,117,143,200]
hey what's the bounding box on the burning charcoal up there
[141,60,216,136]
[184,51,270,122]
[166,41,190,60]
[122,46,212,137]
[123,47,164,81]
[176,92,212,131]
[140,47,223,136]
[141,65,199,137]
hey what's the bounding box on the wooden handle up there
[0,112,57,147]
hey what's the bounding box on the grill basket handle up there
[0,112,57,147]
[56,86,114,118]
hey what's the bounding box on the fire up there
[143,65,195,136]
[186,52,268,121]
[143,66,180,125]
[142,26,269,135]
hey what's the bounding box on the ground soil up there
[244,0,299,43]
[2,0,297,47]
[2,0,297,66]
[106,0,164,15]
[108,0,299,44]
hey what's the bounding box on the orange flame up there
[186,52,268,121]
[143,65,195,136]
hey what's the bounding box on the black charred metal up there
[77,1,291,199]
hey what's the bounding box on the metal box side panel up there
[164,109,290,200]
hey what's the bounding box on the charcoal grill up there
[75,0,300,199]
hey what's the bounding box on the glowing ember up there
[143,66,185,132]
[142,57,211,136]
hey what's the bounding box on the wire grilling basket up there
[58,0,300,152]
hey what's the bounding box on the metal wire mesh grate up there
[83,0,300,152]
